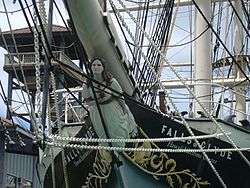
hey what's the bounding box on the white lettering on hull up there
[161,124,233,162]
[65,127,96,165]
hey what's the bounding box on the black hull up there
[44,125,98,188]
[127,99,250,188]
[43,100,250,188]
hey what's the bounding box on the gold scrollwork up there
[83,150,112,188]
[123,128,210,188]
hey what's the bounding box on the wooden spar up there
[65,0,135,96]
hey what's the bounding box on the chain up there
[47,99,56,187]
[34,5,42,132]
[38,0,48,41]
[51,73,69,188]
[108,1,228,186]
[51,73,62,133]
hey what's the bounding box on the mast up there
[233,0,246,124]
[194,0,212,117]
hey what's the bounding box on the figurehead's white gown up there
[83,77,137,148]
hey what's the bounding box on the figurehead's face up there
[91,59,104,74]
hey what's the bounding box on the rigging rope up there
[191,0,250,166]
[12,1,249,187]
[47,141,250,154]
[109,0,226,186]
[52,0,80,61]
[1,0,37,132]
[240,0,250,30]
[144,0,174,105]
[192,0,250,83]
[49,132,232,143]
[35,0,69,187]
[227,0,250,38]
[0,3,33,14]
[108,0,250,186]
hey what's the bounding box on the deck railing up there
[4,51,72,66]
